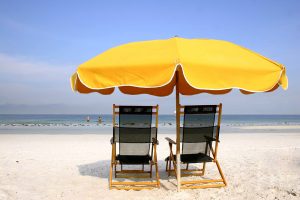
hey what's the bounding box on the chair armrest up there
[165,137,176,145]
[204,136,220,143]
[152,138,159,145]
[110,137,115,144]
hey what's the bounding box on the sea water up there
[0,114,300,127]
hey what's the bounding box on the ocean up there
[0,114,300,127]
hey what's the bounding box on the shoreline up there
[1,125,300,135]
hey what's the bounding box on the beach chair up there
[165,104,227,189]
[109,105,160,190]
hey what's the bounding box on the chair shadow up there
[77,160,110,179]
[77,160,216,190]
[77,160,173,181]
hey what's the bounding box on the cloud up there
[0,53,79,107]
[0,53,73,80]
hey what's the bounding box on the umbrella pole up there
[175,70,181,191]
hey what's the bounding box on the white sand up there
[240,125,300,130]
[0,128,299,200]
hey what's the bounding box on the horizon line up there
[1,113,300,115]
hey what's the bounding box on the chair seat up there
[165,153,213,163]
[116,154,152,164]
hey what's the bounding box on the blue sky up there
[0,0,299,114]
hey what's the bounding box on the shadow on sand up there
[77,160,172,181]
[77,160,219,190]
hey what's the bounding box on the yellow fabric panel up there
[71,37,288,96]
[77,39,178,89]
[72,72,114,95]
[176,38,285,92]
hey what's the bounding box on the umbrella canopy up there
[71,37,288,95]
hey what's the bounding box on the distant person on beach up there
[98,116,102,124]
[86,116,90,122]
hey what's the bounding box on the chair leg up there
[215,160,227,186]
[171,153,177,178]
[168,158,171,176]
[150,162,153,178]
[167,143,174,176]
[168,157,172,176]
[109,162,113,189]
[168,145,177,177]
[153,144,160,188]
[155,162,160,188]
[186,163,189,170]
[165,160,168,171]
[201,162,206,176]
[110,143,116,189]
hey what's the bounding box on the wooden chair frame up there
[109,104,160,190]
[165,103,227,189]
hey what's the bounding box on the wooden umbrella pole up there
[175,70,181,191]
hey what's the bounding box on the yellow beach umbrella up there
[71,37,287,95]
[71,37,288,191]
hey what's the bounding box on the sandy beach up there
[0,127,299,200]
